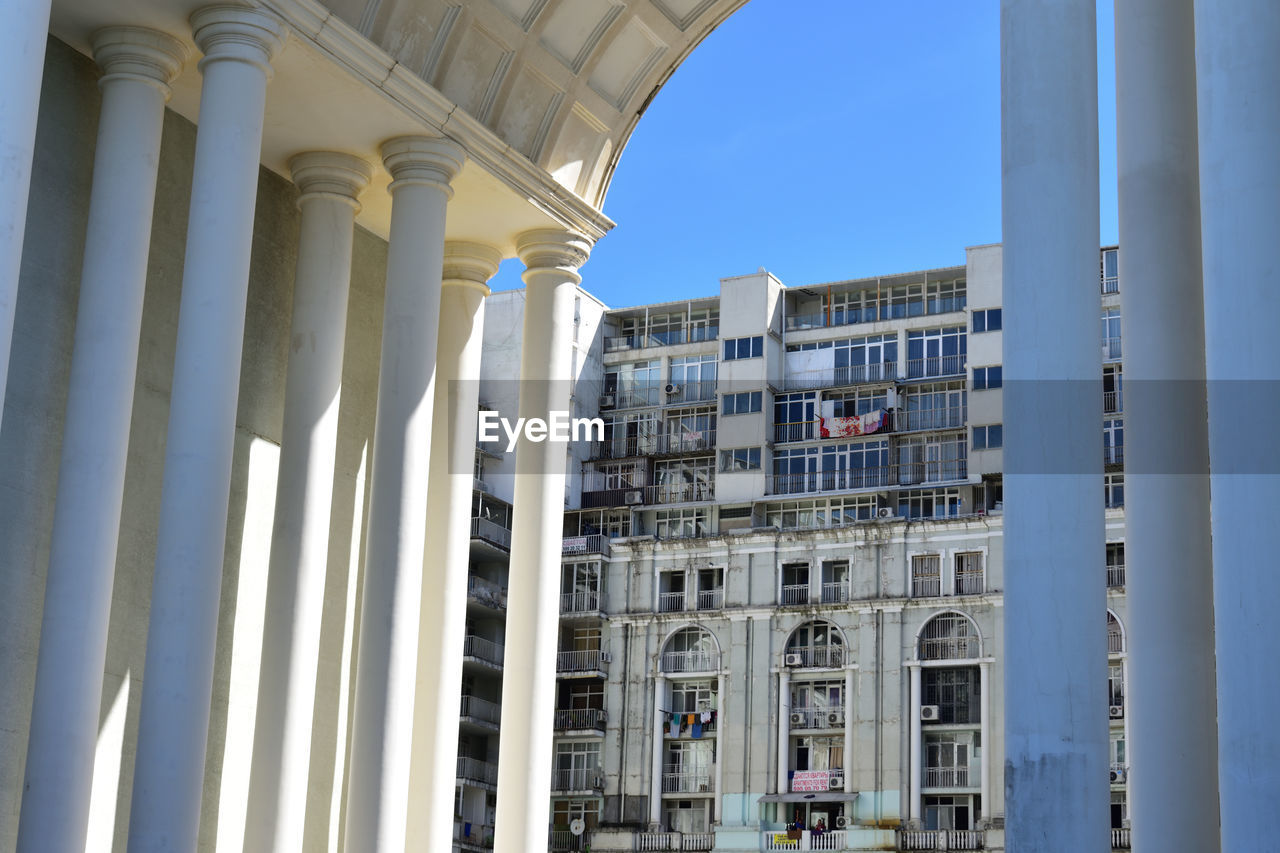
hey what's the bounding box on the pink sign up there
[791,770,830,792]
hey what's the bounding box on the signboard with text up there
[790,770,831,792]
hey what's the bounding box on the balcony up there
[697,588,724,610]
[454,819,494,849]
[774,420,817,443]
[1103,336,1123,361]
[550,767,603,792]
[462,635,505,669]
[603,328,718,353]
[788,705,845,730]
[821,581,849,603]
[659,591,688,612]
[912,575,941,597]
[600,387,659,410]
[767,462,967,496]
[1104,390,1122,413]
[905,354,966,380]
[591,430,716,460]
[560,590,603,615]
[897,829,986,851]
[784,646,845,668]
[896,406,966,433]
[467,575,507,610]
[1104,443,1124,467]
[954,569,985,595]
[784,361,896,391]
[781,584,811,605]
[557,649,610,676]
[636,832,716,851]
[1112,828,1132,849]
[548,829,586,851]
[763,829,850,851]
[470,516,511,551]
[923,766,970,787]
[553,707,607,732]
[662,766,714,793]
[660,650,721,673]
[664,380,718,405]
[456,756,498,787]
[459,694,502,728]
[1107,561,1126,588]
[562,534,610,558]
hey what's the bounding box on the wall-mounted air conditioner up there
[624,490,644,504]
[600,395,615,408]
[1109,705,1124,719]
[1110,768,1126,784]
[784,652,803,667]
[835,815,851,829]
[789,712,805,725]
[877,507,895,519]
[828,772,844,788]
[664,383,681,394]
[920,705,940,721]
[827,711,842,726]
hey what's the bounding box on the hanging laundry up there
[686,713,696,728]
[692,721,703,738]
[700,709,712,724]
[818,409,885,438]
[669,714,680,738]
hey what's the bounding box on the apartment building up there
[458,245,1130,853]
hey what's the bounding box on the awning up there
[756,791,860,804]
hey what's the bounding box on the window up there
[552,741,601,791]
[792,735,844,779]
[1107,542,1125,587]
[1105,473,1125,508]
[670,679,718,714]
[785,620,845,668]
[923,667,981,724]
[654,457,715,503]
[722,390,762,415]
[664,741,715,792]
[662,627,719,672]
[605,360,661,408]
[1102,309,1122,360]
[924,733,972,787]
[954,553,984,595]
[1104,419,1124,465]
[1101,247,1119,293]
[924,794,974,831]
[655,508,709,540]
[669,355,717,402]
[1107,612,1125,654]
[663,799,710,833]
[560,562,602,613]
[912,555,942,597]
[972,424,1002,450]
[1108,663,1125,711]
[723,335,763,360]
[899,488,963,520]
[781,562,810,605]
[1103,364,1123,413]
[552,799,600,833]
[971,308,1002,333]
[972,365,1002,390]
[774,391,816,442]
[918,612,980,660]
[764,496,878,529]
[907,327,967,377]
[720,447,761,472]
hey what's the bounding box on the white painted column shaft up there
[979,662,990,821]
[1195,2,1280,848]
[344,135,464,853]
[0,0,53,431]
[16,28,186,853]
[908,664,920,824]
[714,675,725,821]
[843,667,854,794]
[127,10,284,852]
[776,669,790,795]
[405,242,498,852]
[243,152,370,853]
[1114,2,1221,850]
[651,674,666,825]
[493,229,590,851]
[1000,1,1108,848]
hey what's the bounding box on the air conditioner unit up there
[664,383,682,394]
[877,507,895,519]
[624,490,644,504]
[790,711,805,725]
[1110,768,1126,784]
[594,773,605,788]
[600,394,615,408]
[784,652,804,667]
[920,705,941,721]
[835,815,851,829]
[600,651,612,663]
[1109,705,1124,719]
[827,711,842,726]
[828,772,845,788]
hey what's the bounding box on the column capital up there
[288,151,372,211]
[91,26,188,100]
[190,5,286,78]
[442,241,500,296]
[516,229,591,283]
[381,135,466,198]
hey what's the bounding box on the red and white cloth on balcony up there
[817,409,885,438]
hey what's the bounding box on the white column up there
[0,0,53,431]
[493,229,591,851]
[16,27,186,853]
[242,152,371,853]
[776,669,791,795]
[343,135,465,852]
[651,674,667,826]
[1000,1,1108,849]
[127,10,284,852]
[405,241,499,852]
[713,675,725,821]
[979,662,990,821]
[908,663,921,825]
[843,667,855,793]
[1195,3,1280,849]
[1114,2,1221,850]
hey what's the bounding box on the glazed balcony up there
[766,461,966,496]
[783,361,897,391]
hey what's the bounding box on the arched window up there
[662,626,719,673]
[1107,612,1124,654]
[918,612,981,660]
[785,620,846,668]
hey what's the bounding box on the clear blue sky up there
[491,0,1119,306]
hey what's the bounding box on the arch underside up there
[321,0,751,209]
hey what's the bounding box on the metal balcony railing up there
[562,534,610,558]
[785,646,845,668]
[820,581,849,603]
[560,590,602,614]
[456,756,498,786]
[767,461,966,496]
[590,430,716,459]
[912,576,942,598]
[462,635,504,667]
[556,649,610,674]
[905,354,966,379]
[1104,390,1122,413]
[459,694,501,726]
[781,583,810,605]
[603,328,718,353]
[788,705,846,729]
[664,380,718,404]
[923,766,970,787]
[919,635,979,661]
[661,767,714,793]
[1107,562,1126,587]
[550,767,602,791]
[774,420,816,443]
[646,481,715,505]
[658,591,688,612]
[955,570,985,595]
[660,650,720,673]
[896,406,966,432]
[548,829,584,851]
[784,361,896,391]
[553,707,607,731]
[1103,337,1123,360]
[470,516,511,550]
[696,588,724,610]
[467,575,507,609]
[1105,443,1125,466]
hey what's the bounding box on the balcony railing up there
[697,588,724,610]
[764,829,850,851]
[590,429,717,459]
[1103,337,1123,360]
[897,829,986,851]
[784,361,896,391]
[912,575,941,598]
[560,590,602,614]
[550,767,603,792]
[553,707,607,731]
[459,694,502,726]
[955,570,985,595]
[660,650,720,673]
[767,461,967,496]
[658,591,688,612]
[781,583,810,605]
[648,482,715,505]
[896,405,966,432]
[1105,443,1125,466]
[785,646,845,668]
[548,829,585,851]
[603,328,718,353]
[905,354,966,379]
[1104,390,1122,413]
[557,649,610,674]
[923,766,970,787]
[1112,828,1132,849]
[661,766,714,793]
[454,819,494,848]
[788,705,845,729]
[467,575,507,609]
[470,516,511,550]
[637,831,716,851]
[774,420,816,443]
[665,380,718,404]
[820,581,849,603]
[1107,562,1126,587]
[562,534,610,558]
[600,387,661,410]
[462,635,504,668]
[456,756,498,786]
